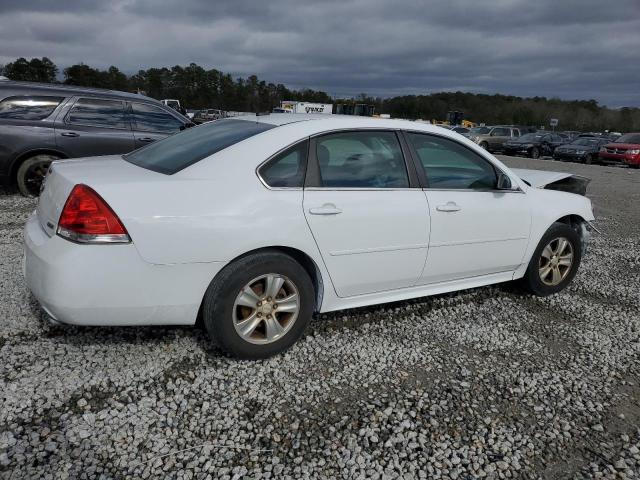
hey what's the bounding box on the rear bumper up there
[23,213,225,326]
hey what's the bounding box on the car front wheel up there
[530,147,541,159]
[202,251,315,359]
[521,222,582,296]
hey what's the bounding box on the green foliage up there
[3,57,57,83]
[2,58,638,131]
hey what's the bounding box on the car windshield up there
[519,133,544,141]
[615,133,640,144]
[469,127,490,135]
[124,119,275,174]
[570,138,598,146]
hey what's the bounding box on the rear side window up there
[259,141,308,188]
[67,98,127,129]
[0,96,63,120]
[131,103,183,133]
[315,131,408,188]
[407,132,497,189]
[124,119,275,175]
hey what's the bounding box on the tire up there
[16,154,60,197]
[584,154,593,165]
[630,164,639,169]
[202,251,315,359]
[530,147,540,159]
[479,141,489,151]
[521,222,582,296]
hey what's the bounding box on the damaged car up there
[24,115,595,359]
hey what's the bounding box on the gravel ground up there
[1,157,639,479]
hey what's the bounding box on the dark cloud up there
[1,0,639,106]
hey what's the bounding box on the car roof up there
[0,80,160,103]
[229,113,477,136]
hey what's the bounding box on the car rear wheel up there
[530,147,541,159]
[16,154,60,197]
[584,154,593,165]
[202,251,315,359]
[521,222,582,296]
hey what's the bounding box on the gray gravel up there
[1,157,639,479]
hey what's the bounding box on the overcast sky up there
[1,0,639,107]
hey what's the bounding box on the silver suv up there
[0,81,192,196]
[468,126,521,153]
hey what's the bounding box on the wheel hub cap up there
[232,274,300,345]
[538,237,574,286]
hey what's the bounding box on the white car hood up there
[510,168,574,188]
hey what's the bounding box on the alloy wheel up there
[538,237,574,286]
[232,274,300,344]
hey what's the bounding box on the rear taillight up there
[57,184,130,244]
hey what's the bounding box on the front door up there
[55,97,134,157]
[303,130,430,297]
[404,131,531,284]
[488,127,511,150]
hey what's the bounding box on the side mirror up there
[496,173,513,190]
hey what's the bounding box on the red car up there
[598,133,640,168]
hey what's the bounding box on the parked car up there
[598,133,640,168]
[468,126,521,152]
[562,131,581,140]
[24,114,595,359]
[0,81,192,196]
[450,126,470,135]
[553,137,609,164]
[192,109,224,124]
[503,132,565,159]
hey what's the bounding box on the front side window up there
[491,127,510,136]
[0,96,64,120]
[67,98,127,129]
[131,103,183,133]
[259,141,308,188]
[315,131,408,188]
[124,118,275,175]
[406,132,497,190]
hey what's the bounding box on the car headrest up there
[317,144,330,167]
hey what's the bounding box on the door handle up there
[138,137,155,142]
[436,202,461,212]
[61,132,79,137]
[309,204,342,215]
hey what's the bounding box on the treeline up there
[2,57,639,132]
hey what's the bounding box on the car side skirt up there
[318,270,518,313]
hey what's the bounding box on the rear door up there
[55,97,134,158]
[129,102,185,149]
[303,130,430,297]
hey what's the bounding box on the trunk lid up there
[36,155,161,236]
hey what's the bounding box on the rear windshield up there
[0,95,64,120]
[124,119,275,174]
[615,133,640,144]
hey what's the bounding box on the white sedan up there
[24,114,595,358]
